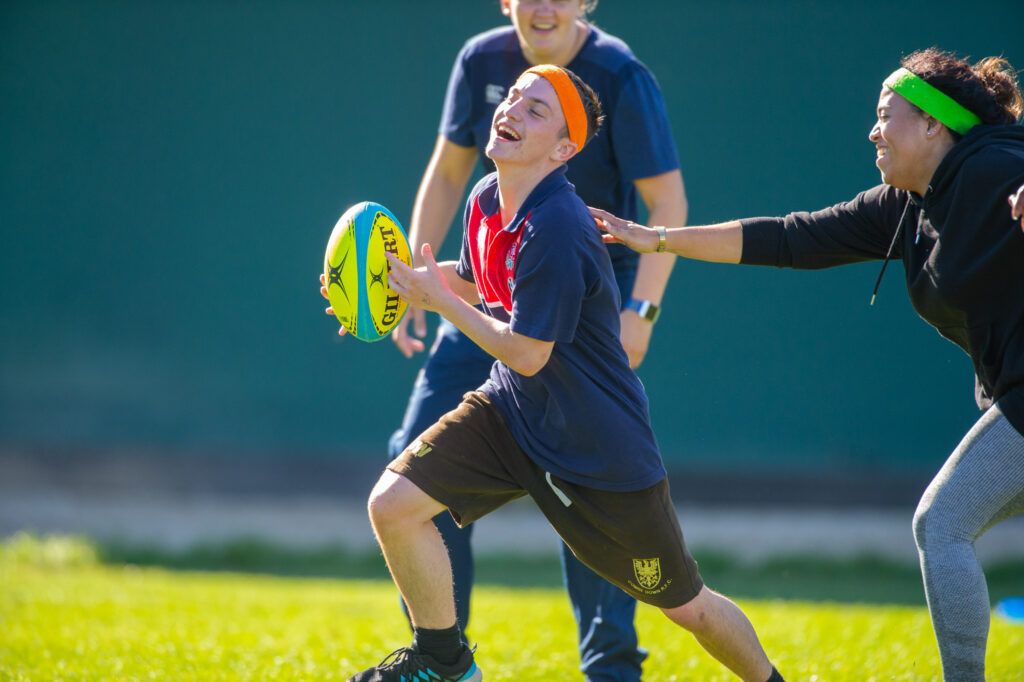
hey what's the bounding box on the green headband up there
[883,67,981,135]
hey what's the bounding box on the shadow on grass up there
[95,537,1024,607]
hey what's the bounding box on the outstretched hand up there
[386,244,453,315]
[589,206,660,253]
[1010,183,1024,232]
[319,272,348,337]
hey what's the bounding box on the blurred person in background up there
[591,48,1024,682]
[384,1,687,678]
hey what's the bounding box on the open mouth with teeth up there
[495,123,521,142]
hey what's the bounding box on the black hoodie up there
[741,124,1024,437]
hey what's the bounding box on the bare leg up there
[368,470,454,629]
[661,586,773,682]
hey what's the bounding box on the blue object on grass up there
[996,597,1024,623]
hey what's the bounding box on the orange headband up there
[524,65,589,151]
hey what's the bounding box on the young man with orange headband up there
[386,5,686,678]
[339,66,783,682]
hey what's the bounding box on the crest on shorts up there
[632,557,662,589]
[409,439,432,457]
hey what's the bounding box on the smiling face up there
[501,0,587,64]
[485,72,576,169]
[868,89,937,192]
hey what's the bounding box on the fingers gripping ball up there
[323,202,412,341]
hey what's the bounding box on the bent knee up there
[367,473,412,526]
[913,497,976,552]
[912,501,931,549]
[367,470,443,530]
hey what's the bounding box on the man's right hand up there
[392,306,428,358]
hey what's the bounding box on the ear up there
[924,115,941,137]
[552,138,579,163]
[500,0,511,17]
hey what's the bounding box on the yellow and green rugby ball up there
[323,202,412,342]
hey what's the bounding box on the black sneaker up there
[347,645,482,681]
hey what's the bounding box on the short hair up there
[560,68,605,147]
[901,48,1023,138]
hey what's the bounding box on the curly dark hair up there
[901,48,1023,137]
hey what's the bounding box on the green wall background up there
[2,0,1022,475]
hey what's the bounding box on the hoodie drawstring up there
[869,198,913,306]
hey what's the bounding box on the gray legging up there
[913,402,1024,681]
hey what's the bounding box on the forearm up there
[631,197,688,304]
[388,251,544,373]
[664,221,743,264]
[437,296,550,376]
[435,261,480,305]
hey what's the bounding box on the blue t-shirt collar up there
[479,166,571,233]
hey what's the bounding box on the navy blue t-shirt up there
[441,25,679,268]
[456,168,665,492]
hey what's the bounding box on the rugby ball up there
[323,202,412,342]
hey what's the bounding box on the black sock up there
[765,666,785,682]
[412,624,464,666]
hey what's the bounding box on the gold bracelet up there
[655,226,667,253]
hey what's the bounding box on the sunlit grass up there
[2,535,1022,680]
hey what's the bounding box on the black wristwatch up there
[624,298,661,323]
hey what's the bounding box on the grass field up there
[2,536,1024,680]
